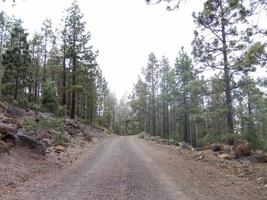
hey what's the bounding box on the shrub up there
[92,121,103,130]
[52,130,70,145]
[169,132,181,141]
[23,116,62,133]
[220,132,242,145]
[244,133,267,152]
[56,105,67,117]
[28,103,41,111]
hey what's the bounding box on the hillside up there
[0,101,113,198]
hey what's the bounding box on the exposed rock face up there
[6,105,27,118]
[16,129,47,155]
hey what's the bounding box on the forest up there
[0,0,267,152]
[0,1,119,128]
[125,0,267,151]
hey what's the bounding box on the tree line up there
[0,1,118,128]
[124,0,267,150]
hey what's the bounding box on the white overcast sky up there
[1,0,205,98]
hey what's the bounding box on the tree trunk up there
[62,41,66,105]
[220,0,234,133]
[42,37,47,83]
[183,92,189,143]
[71,58,76,119]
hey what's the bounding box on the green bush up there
[23,116,63,133]
[28,103,41,111]
[220,132,242,145]
[92,121,103,130]
[202,133,220,144]
[56,105,67,117]
[203,132,241,145]
[169,132,181,141]
[244,133,267,152]
[52,130,70,145]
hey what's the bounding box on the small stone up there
[4,180,16,188]
[43,138,53,146]
[199,154,205,160]
[92,137,99,143]
[54,145,66,153]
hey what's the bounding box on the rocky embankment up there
[0,101,112,198]
[139,134,267,191]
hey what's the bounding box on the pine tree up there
[192,0,261,133]
[159,56,172,138]
[129,77,148,133]
[63,0,93,119]
[40,19,53,83]
[175,47,196,143]
[0,11,12,94]
[29,33,43,102]
[1,21,31,101]
[143,53,159,136]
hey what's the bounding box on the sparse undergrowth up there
[23,115,70,145]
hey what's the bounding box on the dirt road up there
[11,136,266,200]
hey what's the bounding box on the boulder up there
[179,141,191,149]
[257,155,267,163]
[84,132,93,141]
[43,138,53,146]
[234,141,251,157]
[219,153,231,160]
[167,139,176,146]
[211,143,224,152]
[16,129,47,155]
[6,105,26,118]
[223,145,233,154]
